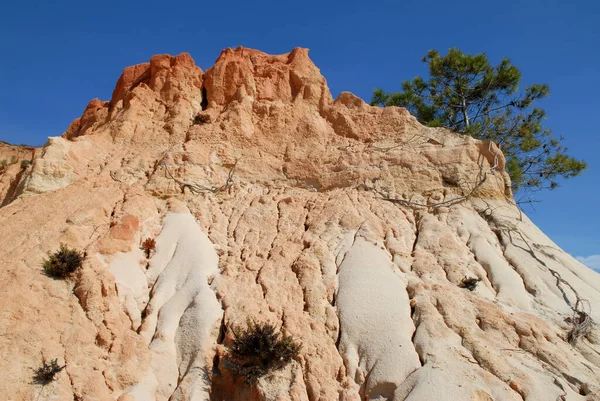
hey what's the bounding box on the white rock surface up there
[337,236,421,400]
[127,210,223,401]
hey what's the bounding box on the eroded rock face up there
[0,141,37,206]
[0,47,599,401]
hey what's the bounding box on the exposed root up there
[159,156,239,195]
[505,229,594,344]
[379,143,499,209]
[380,173,488,209]
[567,303,593,345]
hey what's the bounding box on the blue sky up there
[1,0,598,271]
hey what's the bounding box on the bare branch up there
[505,228,593,344]
[380,172,488,209]
[160,157,239,195]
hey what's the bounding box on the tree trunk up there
[461,98,470,128]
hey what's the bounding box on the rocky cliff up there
[0,47,599,401]
[0,141,37,206]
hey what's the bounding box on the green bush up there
[32,358,65,385]
[226,320,301,384]
[193,113,211,125]
[459,277,481,291]
[141,238,156,258]
[42,244,85,278]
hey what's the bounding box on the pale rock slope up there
[0,48,599,401]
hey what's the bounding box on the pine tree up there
[371,48,586,196]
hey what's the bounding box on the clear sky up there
[1,0,598,271]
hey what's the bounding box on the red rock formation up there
[0,48,598,401]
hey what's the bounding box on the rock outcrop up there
[0,47,599,401]
[0,141,37,206]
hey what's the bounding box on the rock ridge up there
[0,47,598,401]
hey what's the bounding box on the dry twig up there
[160,157,239,195]
[506,229,593,344]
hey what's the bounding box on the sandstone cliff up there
[0,48,598,401]
[0,141,37,207]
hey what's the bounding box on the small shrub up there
[459,277,481,291]
[567,311,592,344]
[42,244,85,278]
[0,159,7,173]
[226,320,301,384]
[20,159,32,169]
[193,114,211,125]
[141,238,156,258]
[33,358,65,385]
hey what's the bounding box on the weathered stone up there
[0,48,598,401]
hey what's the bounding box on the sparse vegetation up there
[42,244,85,278]
[567,310,592,344]
[32,358,65,385]
[141,238,156,258]
[225,320,301,384]
[0,156,20,174]
[459,277,481,291]
[372,48,586,196]
[20,159,32,169]
[159,155,239,195]
[193,113,211,125]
